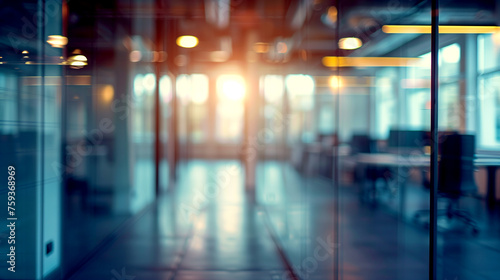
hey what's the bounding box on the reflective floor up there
[70,160,287,280]
[70,160,500,280]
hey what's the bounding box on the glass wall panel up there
[438,2,500,280]
[58,0,161,277]
[3,1,500,279]
[0,0,63,278]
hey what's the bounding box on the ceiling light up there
[176,36,199,48]
[67,49,88,69]
[339,37,362,50]
[47,35,68,48]
[382,25,500,34]
[322,56,421,67]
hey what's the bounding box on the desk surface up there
[356,153,500,167]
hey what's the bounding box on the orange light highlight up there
[382,25,500,34]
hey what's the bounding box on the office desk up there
[356,153,500,208]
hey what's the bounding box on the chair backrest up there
[387,129,427,154]
[438,134,477,195]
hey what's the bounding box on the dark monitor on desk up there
[387,129,427,149]
[350,134,377,154]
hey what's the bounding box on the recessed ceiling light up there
[176,36,199,48]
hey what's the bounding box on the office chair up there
[350,134,393,204]
[414,134,479,234]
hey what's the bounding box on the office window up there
[316,93,335,135]
[261,75,285,143]
[478,34,500,73]
[407,90,429,129]
[478,74,500,147]
[159,75,173,104]
[317,104,335,135]
[404,44,461,131]
[132,73,156,144]
[285,74,315,111]
[440,43,461,79]
[175,74,209,143]
[176,74,191,105]
[216,74,245,143]
[285,74,315,143]
[189,74,209,143]
[159,75,172,143]
[478,34,500,148]
[374,69,397,139]
[176,75,190,142]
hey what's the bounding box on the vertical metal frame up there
[333,0,340,279]
[429,0,439,278]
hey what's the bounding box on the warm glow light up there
[253,42,269,53]
[176,35,199,48]
[22,50,29,54]
[382,25,500,34]
[72,55,87,62]
[69,61,86,68]
[277,42,288,53]
[67,50,88,69]
[339,37,362,50]
[327,6,338,23]
[322,56,421,67]
[493,31,500,46]
[217,75,246,101]
[47,35,68,48]
[328,76,342,88]
[99,84,114,103]
[129,50,142,62]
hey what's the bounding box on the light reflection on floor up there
[71,160,500,280]
[71,160,286,280]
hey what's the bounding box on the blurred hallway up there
[2,0,500,279]
[70,161,289,280]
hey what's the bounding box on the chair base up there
[413,202,480,235]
